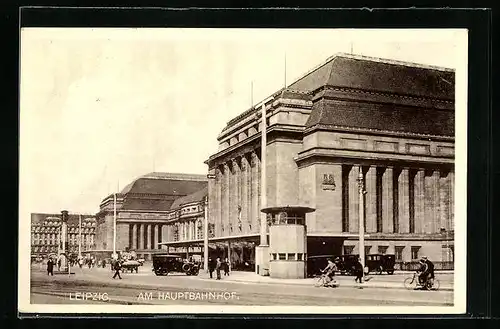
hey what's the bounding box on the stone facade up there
[30,213,97,258]
[205,53,455,269]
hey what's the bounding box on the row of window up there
[344,245,427,261]
[270,253,306,261]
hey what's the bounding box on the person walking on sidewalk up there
[46,258,54,276]
[354,257,364,288]
[215,257,222,280]
[208,257,215,279]
[223,257,231,276]
[112,259,122,279]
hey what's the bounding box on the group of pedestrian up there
[207,257,231,280]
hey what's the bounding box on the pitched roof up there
[112,172,208,211]
[119,172,207,195]
[170,186,208,210]
[288,53,455,100]
[305,99,454,136]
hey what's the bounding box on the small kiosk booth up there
[261,206,315,279]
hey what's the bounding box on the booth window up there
[297,253,303,261]
[278,253,286,260]
[288,253,296,261]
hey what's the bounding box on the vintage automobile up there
[152,254,200,276]
[337,254,360,275]
[365,254,395,275]
[121,260,141,273]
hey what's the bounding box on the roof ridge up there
[333,52,455,72]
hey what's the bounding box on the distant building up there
[95,172,207,260]
[30,213,97,259]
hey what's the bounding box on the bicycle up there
[314,272,339,288]
[404,272,440,291]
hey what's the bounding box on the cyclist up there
[422,256,435,280]
[417,258,429,287]
[321,258,337,286]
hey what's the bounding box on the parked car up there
[152,254,200,276]
[137,258,145,266]
[337,254,360,275]
[365,254,395,274]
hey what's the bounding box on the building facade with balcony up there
[204,53,455,273]
[30,212,97,259]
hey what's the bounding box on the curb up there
[198,277,453,291]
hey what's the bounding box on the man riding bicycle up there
[321,258,337,286]
[417,258,429,286]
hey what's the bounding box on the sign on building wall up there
[321,173,336,191]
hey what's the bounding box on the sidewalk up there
[198,271,453,291]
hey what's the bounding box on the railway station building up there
[201,53,455,275]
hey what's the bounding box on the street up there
[30,264,454,306]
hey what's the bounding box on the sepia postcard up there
[19,27,468,315]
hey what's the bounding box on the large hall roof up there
[287,53,455,100]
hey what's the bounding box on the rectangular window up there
[297,253,303,261]
[278,253,286,260]
[288,253,296,261]
[344,245,354,255]
[395,246,404,261]
[378,246,388,255]
[364,246,372,255]
[411,246,421,260]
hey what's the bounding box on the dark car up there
[365,254,395,275]
[337,254,360,275]
[306,255,339,277]
[152,254,200,276]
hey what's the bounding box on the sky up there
[19,28,467,215]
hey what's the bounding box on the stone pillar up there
[154,224,159,250]
[414,169,425,233]
[251,152,259,233]
[382,167,394,233]
[223,163,230,235]
[365,166,377,233]
[348,165,359,233]
[439,171,450,231]
[241,155,249,233]
[424,170,440,233]
[138,224,144,250]
[132,224,137,250]
[398,168,410,233]
[216,167,223,237]
[228,161,234,234]
[228,241,232,263]
[232,158,240,234]
[147,224,152,250]
[449,171,454,230]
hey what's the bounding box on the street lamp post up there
[203,196,209,273]
[357,166,366,273]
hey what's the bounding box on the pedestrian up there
[112,259,122,279]
[224,257,231,276]
[102,259,106,269]
[354,257,364,288]
[78,258,83,269]
[47,258,54,276]
[57,258,61,271]
[216,257,222,280]
[208,257,215,279]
